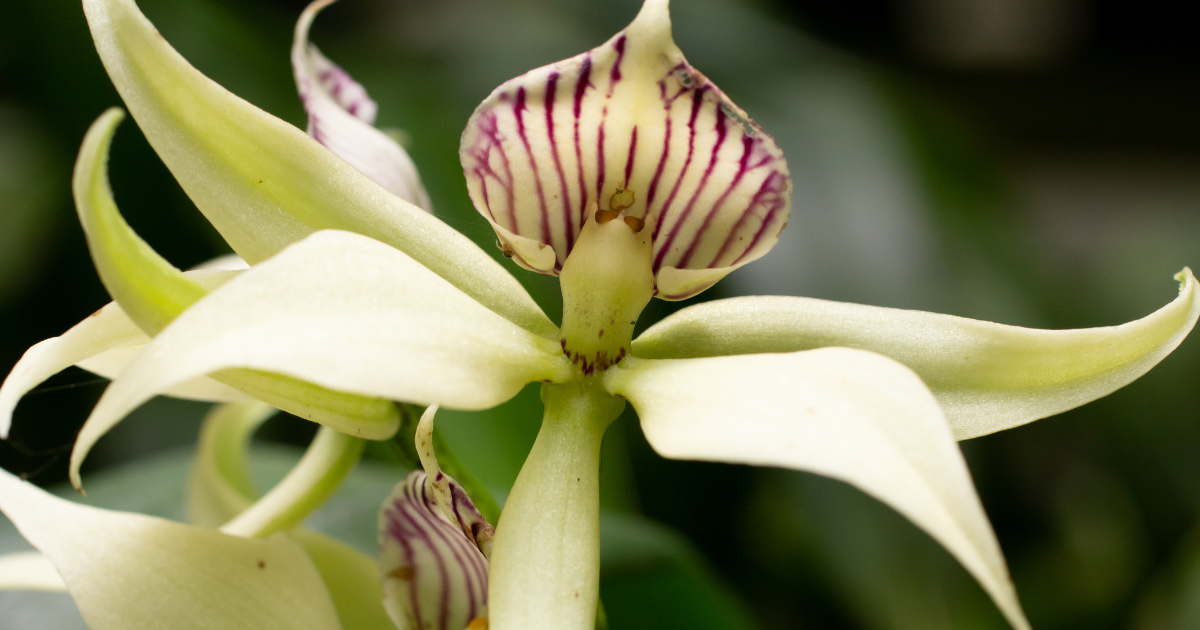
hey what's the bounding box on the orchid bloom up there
[1,0,1199,629]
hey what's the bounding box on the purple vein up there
[650,87,706,243]
[543,72,576,251]
[677,134,752,268]
[513,87,552,247]
[573,57,592,236]
[654,104,728,272]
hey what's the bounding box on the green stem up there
[488,380,625,630]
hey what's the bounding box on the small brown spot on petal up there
[467,618,489,630]
[388,566,414,580]
[258,560,266,570]
[595,208,619,224]
[623,215,645,232]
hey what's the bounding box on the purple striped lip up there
[379,470,490,630]
[459,0,791,300]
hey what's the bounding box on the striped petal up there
[378,470,490,630]
[292,0,432,210]
[459,0,790,299]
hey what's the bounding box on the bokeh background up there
[2,0,1199,628]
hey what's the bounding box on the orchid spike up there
[379,406,492,630]
[3,0,1198,628]
[292,0,432,210]
[461,0,789,300]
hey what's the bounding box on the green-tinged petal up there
[460,0,790,299]
[0,468,343,630]
[294,529,397,630]
[70,109,401,452]
[604,349,1030,630]
[71,229,572,489]
[74,108,206,335]
[293,0,431,210]
[0,272,248,439]
[187,404,396,629]
[188,401,276,527]
[220,427,363,538]
[632,269,1200,439]
[0,552,66,592]
[82,0,556,337]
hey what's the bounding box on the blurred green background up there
[2,0,1199,628]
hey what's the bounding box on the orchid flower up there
[1,0,1198,629]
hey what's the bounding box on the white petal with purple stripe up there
[293,0,432,210]
[379,470,489,630]
[461,0,790,299]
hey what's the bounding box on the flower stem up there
[487,380,625,630]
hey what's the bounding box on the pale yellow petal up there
[633,269,1200,439]
[0,552,66,592]
[0,468,343,630]
[70,229,571,488]
[605,349,1030,630]
[82,0,555,337]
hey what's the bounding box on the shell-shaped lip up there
[459,0,791,300]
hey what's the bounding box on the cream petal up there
[604,349,1030,630]
[632,269,1200,439]
[70,229,572,489]
[460,0,790,298]
[0,270,247,439]
[293,529,398,630]
[68,109,401,452]
[0,468,343,630]
[82,0,555,337]
[292,0,432,210]
[186,403,396,630]
[0,552,66,592]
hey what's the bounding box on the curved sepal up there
[70,229,571,489]
[460,0,790,299]
[632,269,1200,439]
[292,0,432,210]
[81,0,557,337]
[604,349,1030,630]
[0,273,249,439]
[0,468,343,630]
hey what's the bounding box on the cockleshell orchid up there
[2,0,1198,629]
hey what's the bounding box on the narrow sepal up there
[378,470,490,630]
[632,269,1200,439]
[292,0,432,209]
[82,0,556,337]
[0,468,343,630]
[69,229,571,489]
[460,0,790,299]
[604,350,1031,630]
[73,108,207,336]
[0,272,248,439]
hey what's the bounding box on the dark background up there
[2,0,1199,628]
